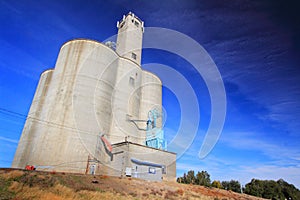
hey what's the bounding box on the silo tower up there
[116,12,144,65]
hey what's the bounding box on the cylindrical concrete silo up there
[109,58,142,144]
[138,71,163,144]
[12,69,54,168]
[13,39,120,173]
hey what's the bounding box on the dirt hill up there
[0,168,267,200]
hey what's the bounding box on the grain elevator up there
[12,12,176,181]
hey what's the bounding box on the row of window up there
[132,19,140,27]
[119,18,140,29]
[148,166,166,174]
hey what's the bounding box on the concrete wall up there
[109,142,176,182]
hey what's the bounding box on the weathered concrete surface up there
[109,142,176,182]
[12,12,176,181]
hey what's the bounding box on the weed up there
[17,173,57,188]
[0,177,15,200]
[100,175,108,179]
[1,170,24,180]
[142,193,149,197]
[176,188,184,196]
[95,187,105,193]
[129,192,137,197]
[164,190,179,199]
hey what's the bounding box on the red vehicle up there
[25,165,36,170]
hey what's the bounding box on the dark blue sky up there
[0,0,299,188]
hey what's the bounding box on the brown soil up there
[0,168,267,200]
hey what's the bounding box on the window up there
[129,77,135,87]
[134,21,139,27]
[119,22,125,29]
[131,52,137,60]
[162,166,166,174]
[149,167,156,174]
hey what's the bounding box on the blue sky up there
[1,0,300,188]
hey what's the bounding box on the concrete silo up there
[12,12,176,181]
[13,40,120,172]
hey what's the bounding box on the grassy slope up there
[0,168,266,200]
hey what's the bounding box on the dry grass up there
[1,170,24,180]
[0,169,267,200]
[8,181,131,200]
[176,188,184,196]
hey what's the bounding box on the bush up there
[212,180,223,189]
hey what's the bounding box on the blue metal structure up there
[145,109,167,150]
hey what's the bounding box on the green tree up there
[221,181,230,190]
[244,178,300,199]
[211,180,223,189]
[229,180,241,193]
[177,177,182,183]
[263,180,281,199]
[222,180,241,193]
[277,179,300,200]
[186,170,196,184]
[181,172,187,183]
[177,173,187,184]
[244,179,264,197]
[195,171,211,186]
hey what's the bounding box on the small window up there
[162,166,166,174]
[134,21,139,27]
[131,52,137,60]
[149,167,156,174]
[129,77,135,87]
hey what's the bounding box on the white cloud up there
[220,131,300,164]
[176,162,202,172]
[0,136,18,144]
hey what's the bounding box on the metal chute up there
[100,135,112,152]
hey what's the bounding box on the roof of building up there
[111,141,177,155]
